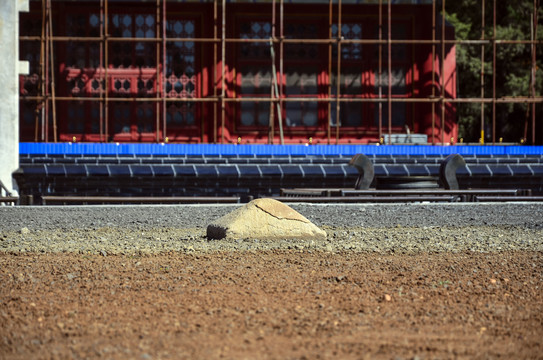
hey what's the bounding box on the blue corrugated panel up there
[237,165,261,177]
[22,165,47,176]
[312,158,335,164]
[185,158,206,164]
[259,165,282,177]
[195,165,218,177]
[321,165,345,178]
[415,158,440,164]
[166,158,187,164]
[141,158,162,164]
[55,157,77,164]
[269,157,293,164]
[373,164,388,176]
[216,165,239,177]
[108,165,132,177]
[281,165,303,177]
[205,158,228,164]
[476,158,499,164]
[97,158,120,164]
[152,165,175,177]
[33,157,52,164]
[456,165,470,177]
[467,165,491,176]
[172,165,197,177]
[301,165,324,177]
[19,142,543,157]
[505,146,543,155]
[227,158,250,164]
[385,165,409,177]
[344,166,358,177]
[488,165,513,176]
[426,164,440,176]
[405,165,429,176]
[495,158,520,164]
[65,165,88,176]
[85,165,110,176]
[77,158,98,164]
[131,165,154,176]
[529,165,543,176]
[46,165,66,177]
[509,165,534,176]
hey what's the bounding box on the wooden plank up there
[474,196,543,202]
[271,196,458,203]
[41,196,240,205]
[0,196,18,204]
[341,189,523,196]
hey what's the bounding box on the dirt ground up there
[1,250,542,359]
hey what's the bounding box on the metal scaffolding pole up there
[221,0,226,144]
[21,35,540,45]
[431,0,435,145]
[48,0,57,143]
[100,0,105,142]
[162,0,167,142]
[492,0,496,145]
[18,1,543,145]
[44,0,49,141]
[279,0,284,145]
[270,0,277,144]
[441,0,445,145]
[270,41,284,144]
[531,0,538,144]
[327,0,332,144]
[20,95,542,104]
[213,0,218,144]
[37,0,46,142]
[387,0,392,144]
[155,0,160,143]
[480,0,485,144]
[379,0,383,143]
[104,0,109,142]
[335,0,342,144]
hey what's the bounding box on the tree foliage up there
[445,0,542,143]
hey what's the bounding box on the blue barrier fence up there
[19,143,543,157]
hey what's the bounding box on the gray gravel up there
[1,203,542,254]
[2,203,543,230]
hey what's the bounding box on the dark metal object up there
[439,153,466,190]
[376,176,440,190]
[278,188,533,203]
[342,189,526,203]
[281,153,522,200]
[349,154,374,190]
[348,153,466,190]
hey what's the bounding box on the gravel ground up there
[1,203,542,359]
[1,203,542,254]
[1,202,543,230]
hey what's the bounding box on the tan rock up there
[206,198,327,240]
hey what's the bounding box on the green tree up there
[445,0,542,144]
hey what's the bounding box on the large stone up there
[206,198,327,240]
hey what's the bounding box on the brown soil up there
[1,250,542,360]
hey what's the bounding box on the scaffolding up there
[19,0,542,145]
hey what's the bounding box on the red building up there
[19,0,457,145]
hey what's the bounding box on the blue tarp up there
[19,143,543,156]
